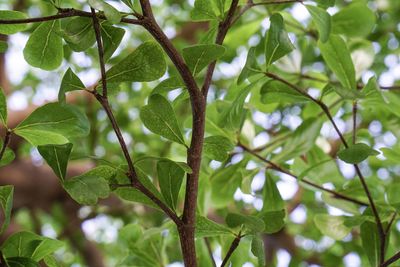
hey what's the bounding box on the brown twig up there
[382,251,400,267]
[0,129,11,162]
[220,233,242,267]
[204,237,217,267]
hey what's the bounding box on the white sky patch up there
[277,178,298,200]
[82,215,123,244]
[8,91,28,110]
[290,204,307,224]
[290,3,310,23]
[337,161,356,179]
[277,249,291,267]
[344,253,362,267]
[6,33,29,85]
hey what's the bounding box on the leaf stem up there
[0,129,12,162]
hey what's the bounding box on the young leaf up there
[196,215,233,238]
[0,86,7,126]
[37,143,73,181]
[0,144,15,167]
[63,166,115,205]
[211,163,243,207]
[332,3,376,37]
[190,0,219,21]
[157,159,185,210]
[263,174,285,212]
[89,0,121,24]
[306,5,331,43]
[265,13,295,67]
[101,24,125,61]
[238,47,260,85]
[258,210,285,234]
[1,231,63,261]
[260,79,309,104]
[0,185,13,235]
[361,220,380,266]
[23,21,63,71]
[106,41,166,83]
[151,76,185,96]
[203,135,234,162]
[314,214,351,240]
[61,17,96,52]
[14,103,90,146]
[318,34,356,90]
[182,44,225,76]
[58,68,86,103]
[225,213,265,233]
[140,94,185,145]
[251,235,265,266]
[0,10,28,34]
[338,143,379,164]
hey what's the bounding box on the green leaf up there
[101,24,125,61]
[332,3,376,37]
[318,34,356,90]
[258,210,285,234]
[225,213,265,233]
[182,44,225,76]
[251,235,265,266]
[260,79,310,104]
[272,118,322,163]
[361,220,380,266]
[203,135,234,161]
[195,215,233,238]
[14,103,90,146]
[0,144,15,167]
[106,41,166,83]
[58,68,86,103]
[238,47,260,85]
[1,231,63,261]
[315,0,335,9]
[0,185,13,235]
[263,174,285,212]
[140,94,185,145]
[61,17,95,52]
[6,257,39,267]
[361,76,387,107]
[190,0,219,21]
[306,5,331,43]
[265,13,294,67]
[386,184,400,210]
[157,159,185,210]
[89,0,121,24]
[211,163,243,207]
[37,143,73,181]
[0,86,7,126]
[338,143,379,164]
[23,21,63,71]
[0,41,8,53]
[314,214,351,240]
[63,166,114,205]
[151,77,185,96]
[0,10,28,34]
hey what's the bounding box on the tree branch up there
[220,234,242,267]
[0,129,11,162]
[382,251,400,267]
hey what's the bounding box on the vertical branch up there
[352,101,357,144]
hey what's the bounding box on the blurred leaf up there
[140,94,185,145]
[265,13,294,67]
[23,21,63,70]
[238,47,260,85]
[106,41,166,83]
[14,103,90,146]
[203,135,234,161]
[0,143,14,167]
[263,174,285,212]
[338,143,379,164]
[89,0,121,24]
[182,44,225,76]
[258,210,285,234]
[386,184,400,210]
[6,257,39,267]
[260,79,309,104]
[190,0,219,21]
[251,235,265,266]
[314,214,351,240]
[318,34,356,90]
[0,10,28,34]
[1,231,63,261]
[37,143,73,181]
[361,220,380,267]
[58,68,86,103]
[196,215,233,237]
[0,41,7,52]
[63,166,114,205]
[211,163,243,207]
[306,5,331,42]
[332,3,376,37]
[0,185,13,235]
[226,213,265,233]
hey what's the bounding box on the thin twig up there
[352,101,357,144]
[90,8,108,98]
[382,251,400,267]
[220,234,242,267]
[239,143,368,206]
[0,129,12,162]
[204,237,217,267]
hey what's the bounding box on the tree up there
[0,0,400,266]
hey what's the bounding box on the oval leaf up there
[0,10,28,34]
[37,143,73,181]
[182,44,225,76]
[338,143,379,164]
